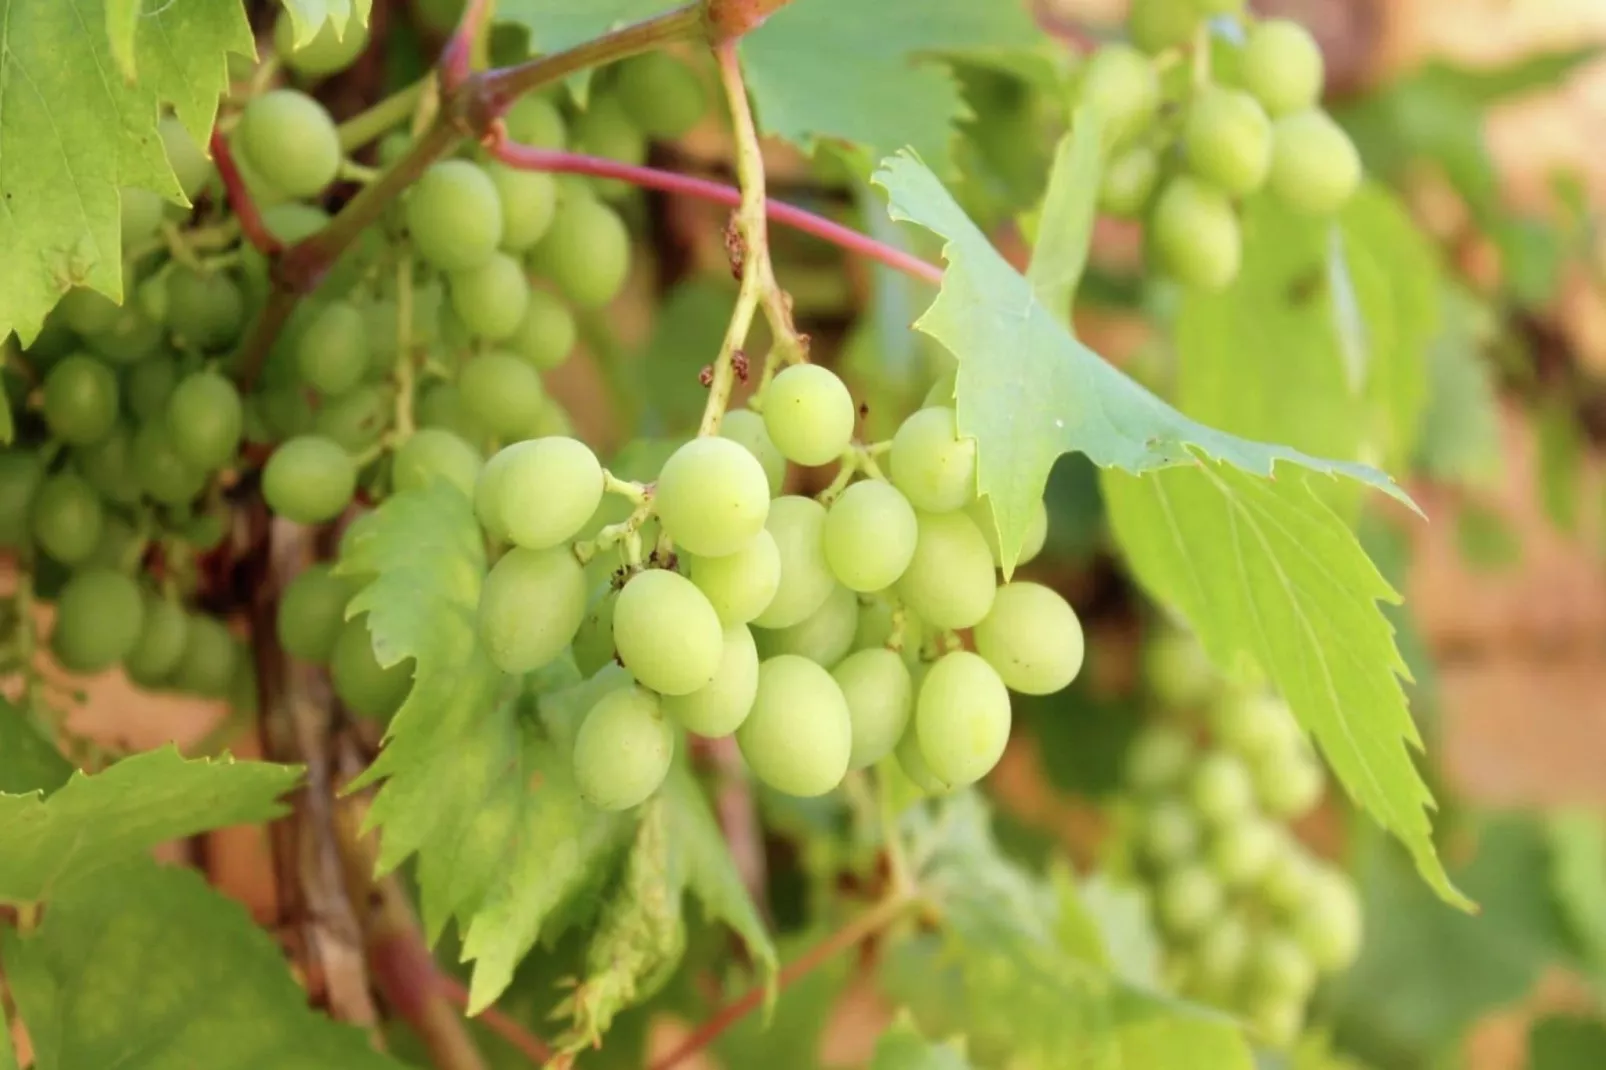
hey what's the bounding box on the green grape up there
[477,545,587,673]
[1241,19,1324,117]
[1145,629,1215,707]
[612,568,725,696]
[1247,931,1317,1000]
[967,495,1048,569]
[751,496,834,630]
[822,479,918,593]
[973,581,1084,695]
[1244,993,1304,1049]
[314,383,394,453]
[1125,723,1194,792]
[508,287,576,370]
[133,421,207,505]
[895,721,950,794]
[120,187,165,246]
[505,95,567,149]
[1208,813,1280,887]
[687,528,781,625]
[75,423,141,506]
[126,356,179,423]
[124,594,190,686]
[160,115,214,201]
[274,13,370,78]
[331,615,414,719]
[406,160,504,272]
[170,614,239,697]
[655,436,771,558]
[42,354,119,445]
[1128,0,1200,54]
[1184,87,1272,195]
[84,307,162,365]
[1253,744,1324,818]
[1259,838,1315,915]
[167,372,243,471]
[487,162,558,251]
[1192,912,1251,993]
[415,381,480,443]
[393,428,481,498]
[573,684,675,810]
[31,473,104,565]
[1188,751,1255,826]
[663,624,759,737]
[573,95,648,200]
[277,563,354,663]
[57,286,121,337]
[449,252,531,340]
[1150,176,1241,291]
[262,435,356,523]
[720,408,786,495]
[1267,110,1361,216]
[895,509,996,630]
[166,268,245,351]
[833,647,912,770]
[475,437,602,549]
[1078,43,1160,147]
[50,569,144,673]
[761,364,856,467]
[1099,144,1161,217]
[572,589,618,678]
[296,300,369,396]
[85,513,141,571]
[736,654,852,797]
[0,451,44,548]
[529,196,630,309]
[1155,863,1223,937]
[457,351,548,440]
[616,53,707,139]
[1210,690,1298,758]
[1292,865,1362,972]
[890,406,976,513]
[237,90,341,198]
[1139,797,1201,866]
[526,399,573,440]
[179,507,229,553]
[754,583,857,669]
[913,651,1011,788]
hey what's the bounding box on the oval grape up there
[262,435,356,523]
[277,563,355,663]
[754,582,857,669]
[508,287,576,370]
[393,428,481,498]
[170,614,240,697]
[687,528,781,625]
[890,406,976,514]
[124,594,190,685]
[613,568,725,696]
[662,624,759,737]
[573,684,675,810]
[406,160,503,272]
[655,436,771,558]
[1267,109,1361,216]
[895,509,996,630]
[449,252,531,340]
[167,371,243,471]
[1184,87,1272,195]
[331,615,414,719]
[750,496,834,630]
[529,196,630,309]
[32,472,104,565]
[133,421,208,505]
[736,655,852,797]
[457,351,548,440]
[914,651,1011,788]
[43,354,119,445]
[475,437,602,549]
[237,89,340,198]
[822,479,918,593]
[720,408,786,496]
[296,300,369,397]
[1241,19,1325,117]
[974,581,1085,695]
[1150,177,1242,291]
[762,364,857,467]
[832,646,913,770]
[51,568,144,673]
[477,545,587,673]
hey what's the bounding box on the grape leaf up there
[278,0,374,46]
[1546,812,1606,982]
[1414,286,1502,488]
[870,1015,972,1070]
[0,0,251,346]
[498,0,1044,167]
[1025,108,1105,315]
[0,747,300,906]
[2,859,404,1070]
[0,699,71,796]
[1102,461,1464,908]
[1531,1016,1606,1070]
[870,150,1410,574]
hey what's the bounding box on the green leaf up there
[870,150,1409,574]
[1530,1016,1606,1070]
[2,859,404,1070]
[1415,286,1502,488]
[1102,462,1464,908]
[1025,108,1106,317]
[278,0,374,46]
[717,927,853,1070]
[0,747,299,906]
[0,699,72,795]
[1546,812,1606,982]
[870,1014,973,1070]
[0,1003,14,1070]
[0,0,252,345]
[639,280,737,433]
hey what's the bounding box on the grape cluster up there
[1079,1,1362,290]
[1125,631,1362,1047]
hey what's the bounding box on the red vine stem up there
[209,129,282,256]
[486,139,944,286]
[436,976,552,1064]
[439,0,491,90]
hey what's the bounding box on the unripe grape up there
[895,722,951,794]
[736,655,852,797]
[663,625,759,737]
[572,590,618,678]
[331,616,413,719]
[31,472,104,565]
[823,480,918,592]
[1099,145,1161,217]
[1193,912,1252,993]
[170,615,239,697]
[58,285,121,336]
[833,647,913,770]
[449,252,531,340]
[890,406,976,513]
[275,14,369,78]
[1156,863,1223,938]
[133,421,207,505]
[968,495,1048,569]
[43,355,119,445]
[974,581,1084,695]
[406,160,503,272]
[1139,797,1201,866]
[125,594,190,685]
[762,364,857,467]
[486,163,557,251]
[1208,813,1280,887]
[1184,87,1272,195]
[896,510,996,630]
[1078,43,1160,147]
[0,451,44,549]
[166,268,245,351]
[167,371,243,471]
[1210,690,1298,759]
[687,528,781,625]
[1245,993,1304,1049]
[1150,177,1242,291]
[84,306,162,366]
[914,651,1011,788]
[1267,110,1361,216]
[51,568,144,673]
[277,563,355,664]
[262,436,356,524]
[1293,865,1362,972]
[656,436,771,558]
[1247,931,1317,1000]
[573,95,648,198]
[613,568,725,696]
[237,90,341,198]
[456,351,547,440]
[120,187,164,246]
[530,196,630,309]
[475,437,602,549]
[477,546,587,674]
[1145,629,1215,707]
[754,583,857,669]
[508,287,576,370]
[393,428,481,498]
[1241,19,1325,117]
[616,53,708,139]
[574,684,675,810]
[296,301,369,397]
[1129,0,1200,54]
[161,115,214,201]
[751,496,834,630]
[1188,751,1256,826]
[1253,744,1324,818]
[720,408,786,495]
[505,95,566,150]
[127,357,179,424]
[1259,838,1315,914]
[313,384,393,453]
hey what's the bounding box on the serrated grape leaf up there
[870,1015,972,1070]
[1101,461,1464,908]
[2,859,404,1069]
[278,0,373,46]
[1025,107,1104,316]
[870,150,1410,575]
[497,0,1044,167]
[0,699,71,795]
[0,0,251,346]
[1546,812,1606,981]
[0,747,299,906]
[1531,1016,1606,1070]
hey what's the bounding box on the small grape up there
[124,594,190,685]
[166,268,245,351]
[736,655,852,797]
[274,14,370,79]
[1210,690,1298,759]
[449,252,531,340]
[754,583,857,669]
[42,354,119,445]
[331,615,414,719]
[1155,863,1223,937]
[167,371,243,471]
[75,424,141,506]
[574,94,649,187]
[406,160,504,272]
[57,286,121,336]
[84,307,162,365]
[393,428,481,498]
[1208,813,1280,887]
[967,495,1048,569]
[237,89,341,198]
[277,563,354,663]
[1267,110,1361,216]
[574,684,675,810]
[914,651,1011,788]
[529,196,630,309]
[1259,838,1316,914]
[1247,931,1318,1000]
[720,408,786,495]
[1188,751,1256,826]
[974,581,1085,695]
[1150,177,1242,291]
[1145,629,1215,707]
[457,351,548,440]
[296,301,369,396]
[508,287,576,370]
[761,364,857,468]
[477,545,587,673]
[1245,993,1304,1049]
[655,436,771,558]
[831,647,913,770]
[896,509,996,630]
[1253,744,1324,818]
[0,451,44,548]
[1129,0,1200,54]
[505,95,567,150]
[1099,144,1161,217]
[31,472,104,565]
[313,384,394,454]
[262,436,356,524]
[127,357,179,424]
[616,53,708,139]
[687,529,781,625]
[120,187,165,246]
[133,421,207,505]
[1139,797,1201,866]
[1292,865,1362,972]
[1241,19,1325,117]
[613,568,725,696]
[160,115,214,201]
[85,513,141,571]
[1193,913,1251,992]
[1078,44,1160,147]
[572,590,618,678]
[895,721,950,794]
[750,496,834,629]
[474,437,602,549]
[890,406,976,513]
[1184,87,1273,195]
[663,625,760,737]
[822,479,918,593]
[170,615,239,697]
[51,568,144,673]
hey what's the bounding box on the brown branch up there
[439,0,493,91]
[209,130,282,256]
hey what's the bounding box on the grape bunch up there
[1078,0,1362,290]
[1125,631,1363,1047]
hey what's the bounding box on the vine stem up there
[209,129,281,256]
[436,977,552,1064]
[337,77,430,152]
